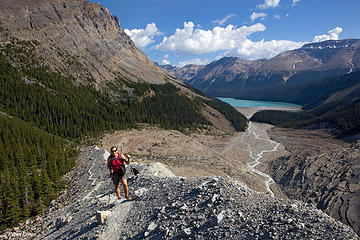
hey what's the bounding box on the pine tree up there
[3,169,21,227]
[39,163,54,206]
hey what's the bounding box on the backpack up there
[110,155,126,176]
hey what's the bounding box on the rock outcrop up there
[268,127,360,235]
[2,146,358,239]
[0,0,171,86]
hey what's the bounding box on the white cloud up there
[292,0,301,5]
[124,23,161,48]
[155,21,307,61]
[313,27,343,42]
[178,58,209,67]
[212,14,236,26]
[162,59,170,65]
[257,0,280,9]
[155,21,266,55]
[223,39,304,60]
[250,12,267,22]
[274,15,281,19]
[164,54,169,58]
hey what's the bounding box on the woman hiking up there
[107,146,131,200]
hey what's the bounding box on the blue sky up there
[93,0,360,67]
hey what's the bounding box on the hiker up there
[107,146,131,200]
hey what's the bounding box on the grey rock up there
[55,216,69,230]
[96,210,112,225]
[147,221,157,232]
[181,227,192,237]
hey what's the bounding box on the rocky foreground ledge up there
[2,146,359,239]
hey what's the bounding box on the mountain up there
[163,39,360,98]
[0,0,248,231]
[0,0,171,86]
[250,70,360,138]
[0,0,247,132]
[160,63,205,82]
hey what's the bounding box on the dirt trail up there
[98,200,133,240]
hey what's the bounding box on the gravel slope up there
[3,146,359,239]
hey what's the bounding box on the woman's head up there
[110,146,117,154]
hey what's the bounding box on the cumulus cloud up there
[124,23,161,48]
[155,21,307,61]
[223,39,304,60]
[313,27,343,42]
[212,14,236,26]
[178,58,209,67]
[250,12,267,22]
[257,0,280,9]
[155,21,266,55]
[162,59,170,65]
[292,0,301,5]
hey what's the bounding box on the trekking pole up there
[108,172,112,204]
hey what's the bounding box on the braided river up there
[219,97,301,196]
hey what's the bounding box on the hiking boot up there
[125,196,131,200]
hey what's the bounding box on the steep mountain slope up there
[0,0,247,132]
[163,39,360,98]
[250,71,360,138]
[0,0,170,86]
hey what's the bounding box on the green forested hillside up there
[251,100,360,137]
[291,71,360,110]
[0,114,76,230]
[203,97,248,131]
[0,38,211,139]
[250,70,360,137]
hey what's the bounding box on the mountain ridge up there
[161,39,360,98]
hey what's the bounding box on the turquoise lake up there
[217,97,302,108]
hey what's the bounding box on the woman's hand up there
[125,153,131,164]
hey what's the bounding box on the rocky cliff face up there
[268,128,360,235]
[0,0,170,86]
[163,39,360,96]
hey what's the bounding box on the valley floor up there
[101,106,296,197]
[101,106,360,235]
